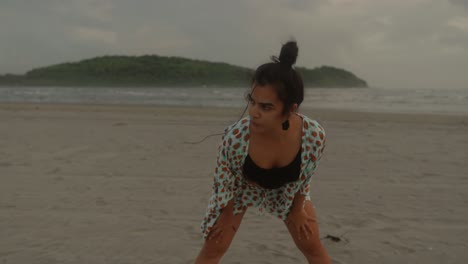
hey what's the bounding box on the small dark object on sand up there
[322,234,349,244]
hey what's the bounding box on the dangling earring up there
[282,119,290,130]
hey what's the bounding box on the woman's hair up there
[185,41,304,144]
[251,40,304,115]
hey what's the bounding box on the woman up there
[195,41,331,264]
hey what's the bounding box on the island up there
[0,55,367,88]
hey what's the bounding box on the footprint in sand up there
[0,162,12,167]
[112,122,127,126]
[184,224,200,240]
[53,146,91,159]
[130,227,152,235]
[52,175,64,182]
[160,209,169,215]
[48,167,61,175]
[382,240,416,253]
[95,197,108,206]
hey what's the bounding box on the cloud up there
[448,16,468,32]
[450,0,468,9]
[0,0,467,89]
[70,26,116,45]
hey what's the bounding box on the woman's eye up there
[246,95,254,104]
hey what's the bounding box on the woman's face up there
[247,84,287,133]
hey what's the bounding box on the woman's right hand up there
[207,202,235,243]
[285,209,316,240]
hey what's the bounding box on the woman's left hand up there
[285,209,316,240]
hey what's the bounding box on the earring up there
[282,120,290,130]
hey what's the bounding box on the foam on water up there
[0,86,467,115]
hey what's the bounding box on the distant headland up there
[0,55,368,88]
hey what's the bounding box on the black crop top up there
[242,149,302,189]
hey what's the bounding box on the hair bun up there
[278,41,298,68]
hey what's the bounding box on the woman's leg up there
[195,200,247,264]
[284,200,331,264]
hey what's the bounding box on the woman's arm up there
[293,123,327,210]
[290,191,307,212]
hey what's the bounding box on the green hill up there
[297,66,367,88]
[0,55,367,88]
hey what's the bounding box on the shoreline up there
[1,102,467,126]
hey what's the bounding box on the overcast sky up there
[1,0,468,89]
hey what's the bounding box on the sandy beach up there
[1,103,468,264]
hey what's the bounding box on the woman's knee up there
[200,232,235,259]
[201,209,245,259]
[296,236,325,255]
[293,231,331,262]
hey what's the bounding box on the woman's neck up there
[251,114,299,143]
[252,127,288,142]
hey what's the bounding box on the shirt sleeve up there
[210,134,235,210]
[200,128,239,239]
[299,126,326,196]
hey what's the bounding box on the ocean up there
[0,86,467,115]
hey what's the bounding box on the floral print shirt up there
[200,112,326,239]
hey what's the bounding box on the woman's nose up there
[249,105,260,118]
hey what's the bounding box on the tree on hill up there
[0,55,368,88]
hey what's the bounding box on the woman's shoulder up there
[223,116,249,136]
[299,113,326,154]
[298,113,325,135]
[220,116,250,147]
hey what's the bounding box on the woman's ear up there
[291,103,298,113]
